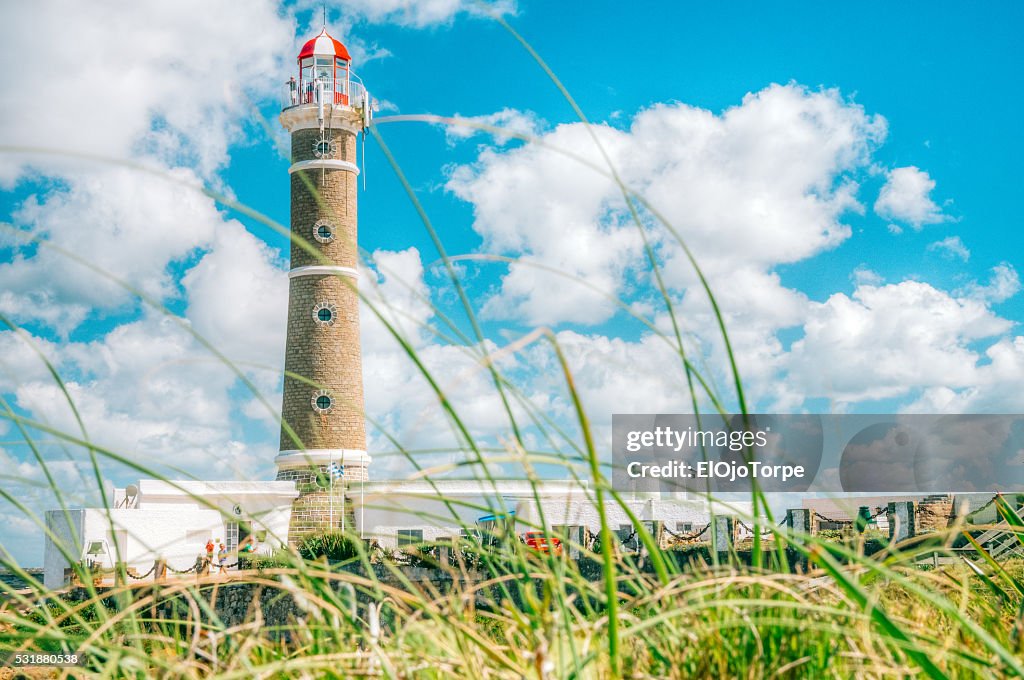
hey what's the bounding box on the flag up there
[327,462,345,480]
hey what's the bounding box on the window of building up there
[313,301,337,326]
[225,522,239,554]
[397,529,423,546]
[676,522,693,533]
[313,219,335,243]
[313,136,337,159]
[312,390,333,413]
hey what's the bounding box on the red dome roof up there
[298,28,351,61]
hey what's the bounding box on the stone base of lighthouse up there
[275,451,369,544]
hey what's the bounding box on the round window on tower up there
[312,390,333,413]
[313,301,337,326]
[313,219,335,243]
[314,137,337,159]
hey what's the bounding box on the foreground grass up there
[2,546,1023,678]
[2,10,1022,680]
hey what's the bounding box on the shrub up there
[297,532,359,562]
[247,550,294,572]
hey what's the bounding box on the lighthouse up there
[274,28,372,540]
[39,27,729,588]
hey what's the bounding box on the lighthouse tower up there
[275,28,372,540]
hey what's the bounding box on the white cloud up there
[852,266,884,287]
[448,84,887,327]
[320,0,515,27]
[362,247,434,346]
[960,263,1021,304]
[446,108,543,145]
[181,222,288,376]
[0,165,233,335]
[449,119,643,325]
[0,221,292,483]
[0,330,63,393]
[0,2,294,185]
[360,248,525,461]
[787,278,1014,405]
[874,166,947,229]
[904,336,1024,413]
[10,314,265,480]
[528,330,698,423]
[927,235,970,261]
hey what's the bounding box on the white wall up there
[354,481,725,550]
[42,480,297,587]
[44,510,84,589]
[358,490,518,548]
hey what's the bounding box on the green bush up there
[297,532,359,562]
[247,550,294,572]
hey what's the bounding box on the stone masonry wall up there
[278,276,363,451]
[277,124,367,543]
[277,465,361,538]
[916,495,955,533]
[278,126,365,454]
[289,128,358,270]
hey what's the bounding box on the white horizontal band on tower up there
[288,265,360,279]
[279,106,363,135]
[288,159,360,175]
[275,449,371,468]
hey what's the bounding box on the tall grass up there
[1,13,1023,680]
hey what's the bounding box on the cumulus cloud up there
[9,315,265,481]
[527,330,698,422]
[449,120,642,325]
[0,219,291,484]
[360,248,528,466]
[787,278,1014,406]
[927,235,970,261]
[0,165,226,334]
[904,336,1024,413]
[182,222,288,374]
[960,263,1021,304]
[0,330,62,393]
[320,0,515,27]
[442,84,1024,417]
[448,84,887,327]
[446,108,544,145]
[0,1,294,185]
[874,166,948,229]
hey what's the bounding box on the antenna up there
[362,93,372,190]
[323,4,327,28]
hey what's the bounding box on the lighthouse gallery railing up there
[282,78,368,110]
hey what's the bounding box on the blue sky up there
[0,1,1022,564]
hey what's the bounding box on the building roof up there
[298,28,351,61]
[801,493,997,523]
[136,479,299,500]
[361,479,590,497]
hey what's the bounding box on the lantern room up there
[292,28,352,106]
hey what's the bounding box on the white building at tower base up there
[42,477,738,588]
